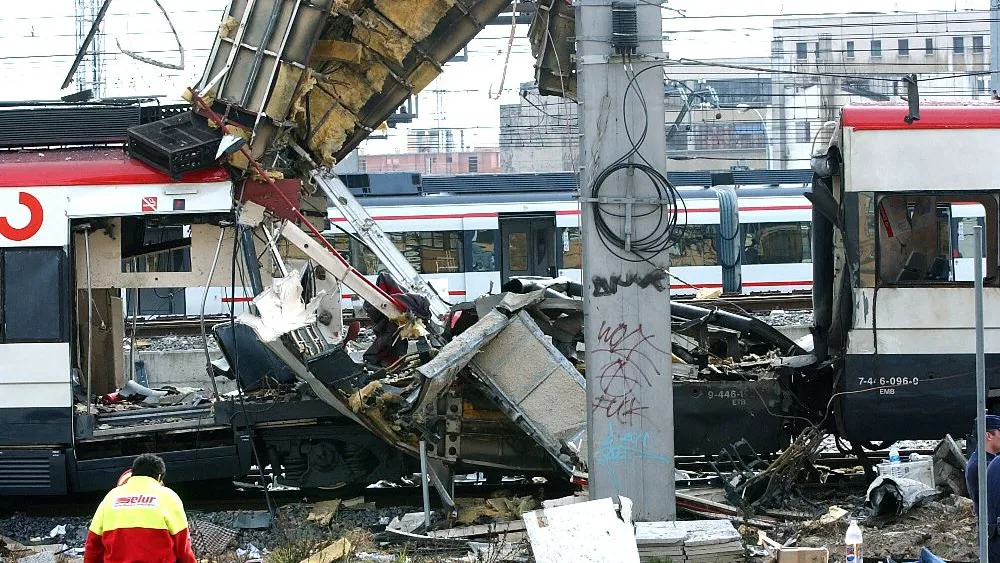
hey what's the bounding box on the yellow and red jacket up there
[84,476,197,563]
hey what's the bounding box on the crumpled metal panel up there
[468,310,588,473]
[198,0,513,166]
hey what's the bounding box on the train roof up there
[351,184,811,208]
[0,147,230,187]
[346,169,812,207]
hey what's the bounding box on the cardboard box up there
[777,547,829,563]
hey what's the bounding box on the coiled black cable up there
[589,57,685,263]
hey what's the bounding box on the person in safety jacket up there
[84,453,196,563]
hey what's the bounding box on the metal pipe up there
[129,258,138,381]
[240,226,264,296]
[84,230,93,416]
[419,440,432,529]
[201,227,227,401]
[975,224,988,563]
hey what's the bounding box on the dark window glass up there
[974,36,984,54]
[871,40,882,57]
[954,36,965,54]
[898,39,909,56]
[742,222,812,265]
[925,38,934,54]
[796,42,808,60]
[846,41,855,58]
[668,225,718,266]
[469,230,496,272]
[3,248,68,342]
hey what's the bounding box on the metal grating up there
[0,105,141,149]
[0,457,51,489]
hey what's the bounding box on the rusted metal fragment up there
[373,0,456,42]
[528,0,577,100]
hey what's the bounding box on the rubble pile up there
[791,495,977,561]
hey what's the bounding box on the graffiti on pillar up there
[591,269,667,297]
[595,421,672,489]
[591,320,666,425]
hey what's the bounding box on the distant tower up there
[74,0,105,97]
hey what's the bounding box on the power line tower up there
[74,0,105,97]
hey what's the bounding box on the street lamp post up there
[738,103,771,170]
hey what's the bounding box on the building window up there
[845,41,855,59]
[974,35,985,54]
[925,38,934,54]
[954,36,965,54]
[898,38,909,56]
[796,42,808,60]
[871,40,882,58]
[796,120,811,143]
[468,154,478,173]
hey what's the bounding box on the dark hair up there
[131,453,166,479]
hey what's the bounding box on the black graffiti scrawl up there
[591,269,667,297]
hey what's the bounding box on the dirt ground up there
[790,494,977,562]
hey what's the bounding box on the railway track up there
[129,293,813,338]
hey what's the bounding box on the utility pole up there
[992,0,1000,94]
[74,0,104,96]
[577,0,675,520]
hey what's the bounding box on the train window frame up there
[1,248,70,343]
[352,231,466,276]
[667,224,720,267]
[558,227,582,270]
[741,222,812,265]
[874,193,999,287]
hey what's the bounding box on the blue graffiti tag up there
[594,422,671,490]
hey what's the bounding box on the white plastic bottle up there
[888,445,900,464]
[845,519,864,563]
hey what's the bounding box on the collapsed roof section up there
[195,0,512,166]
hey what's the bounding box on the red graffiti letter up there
[0,192,44,242]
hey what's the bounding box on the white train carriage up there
[0,149,240,455]
[325,172,817,309]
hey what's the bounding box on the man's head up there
[131,453,166,482]
[986,415,1000,454]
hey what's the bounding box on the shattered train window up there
[876,194,996,284]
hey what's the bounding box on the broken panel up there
[468,310,588,473]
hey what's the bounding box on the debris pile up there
[635,520,744,563]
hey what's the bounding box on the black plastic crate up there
[127,111,222,177]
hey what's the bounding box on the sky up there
[0,0,989,154]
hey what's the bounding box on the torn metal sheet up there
[197,0,512,165]
[469,310,588,473]
[238,269,323,342]
[409,309,511,421]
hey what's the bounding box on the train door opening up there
[499,215,557,283]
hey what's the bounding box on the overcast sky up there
[0,0,988,154]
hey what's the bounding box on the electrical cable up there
[588,58,684,263]
[200,225,226,401]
